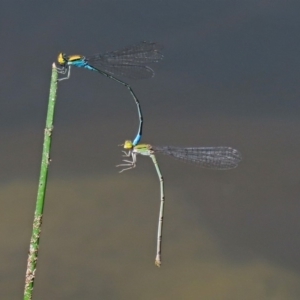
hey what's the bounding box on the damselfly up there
[56,41,163,145]
[117,140,242,267]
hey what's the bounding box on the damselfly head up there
[57,53,67,65]
[124,140,133,150]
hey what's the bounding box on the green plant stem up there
[23,64,58,300]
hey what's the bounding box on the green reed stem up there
[24,64,58,300]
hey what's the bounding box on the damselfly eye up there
[124,140,133,149]
[57,53,67,65]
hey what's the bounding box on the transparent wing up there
[152,146,242,170]
[90,64,155,79]
[86,41,163,79]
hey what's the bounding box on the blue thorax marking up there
[68,60,96,71]
[68,59,87,68]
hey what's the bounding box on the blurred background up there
[1,0,300,299]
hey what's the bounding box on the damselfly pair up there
[56,41,242,267]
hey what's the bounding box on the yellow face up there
[57,53,66,65]
[123,140,133,149]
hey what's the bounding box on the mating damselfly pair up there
[56,41,242,267]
